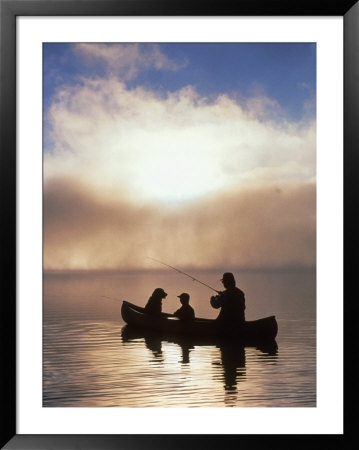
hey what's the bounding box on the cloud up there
[45,77,316,205]
[44,176,315,271]
[73,43,183,80]
[44,73,316,270]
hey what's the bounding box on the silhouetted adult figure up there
[210,273,245,327]
[173,293,195,322]
[144,288,168,316]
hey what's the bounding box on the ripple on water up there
[43,317,316,407]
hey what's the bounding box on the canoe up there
[121,300,278,342]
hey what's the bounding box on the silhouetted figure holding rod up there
[144,288,168,316]
[210,273,245,326]
[173,293,195,322]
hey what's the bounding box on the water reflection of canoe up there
[121,300,278,343]
[121,324,278,356]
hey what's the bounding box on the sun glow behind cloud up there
[45,78,315,204]
[43,43,316,270]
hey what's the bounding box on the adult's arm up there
[210,292,225,309]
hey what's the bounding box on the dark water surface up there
[43,270,316,407]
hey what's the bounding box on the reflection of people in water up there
[174,293,195,322]
[174,337,194,364]
[144,335,163,359]
[180,345,191,364]
[219,342,246,391]
[144,288,168,315]
[210,273,245,326]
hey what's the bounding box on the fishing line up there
[147,257,220,293]
[101,295,123,303]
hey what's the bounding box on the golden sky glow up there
[44,43,316,271]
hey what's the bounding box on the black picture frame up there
[1,0,357,448]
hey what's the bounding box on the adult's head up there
[152,288,168,299]
[177,292,190,305]
[220,272,236,289]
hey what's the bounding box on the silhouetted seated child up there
[174,293,195,322]
[144,288,168,315]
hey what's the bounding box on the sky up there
[43,43,316,271]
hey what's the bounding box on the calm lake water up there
[43,269,316,407]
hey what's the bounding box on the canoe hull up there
[121,301,278,343]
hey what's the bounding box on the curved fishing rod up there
[147,257,220,294]
[101,295,122,303]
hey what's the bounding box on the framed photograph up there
[1,0,356,448]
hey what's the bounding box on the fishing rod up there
[147,257,220,294]
[101,295,122,303]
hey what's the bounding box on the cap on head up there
[220,272,236,284]
[153,288,167,297]
[177,292,190,302]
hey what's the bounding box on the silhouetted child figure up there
[174,293,195,322]
[144,288,168,315]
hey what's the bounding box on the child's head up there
[177,292,190,305]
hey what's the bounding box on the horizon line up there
[43,265,316,275]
